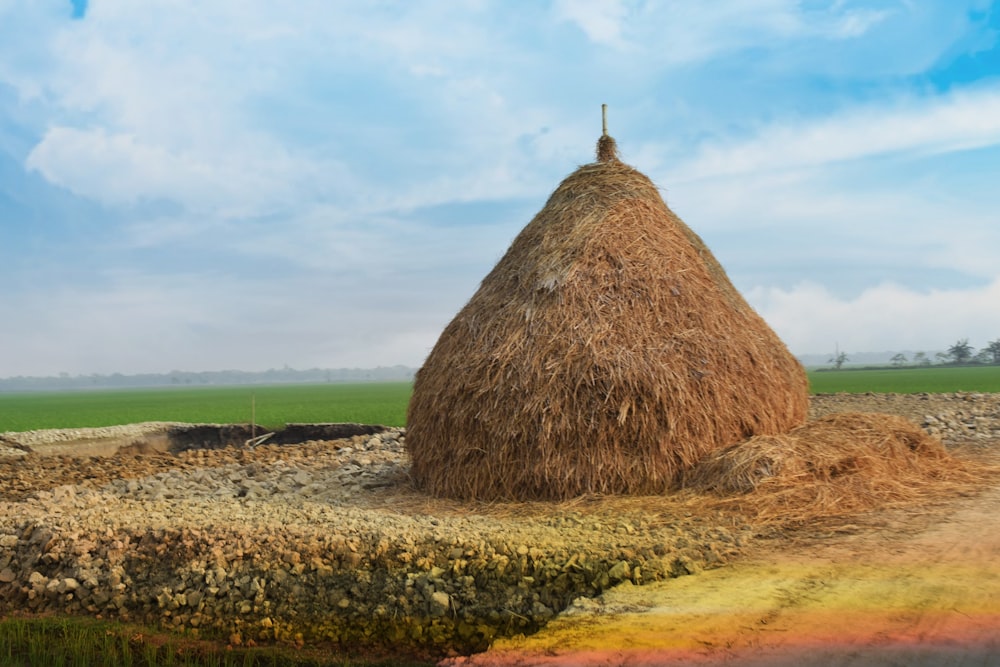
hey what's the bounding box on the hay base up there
[681,412,991,523]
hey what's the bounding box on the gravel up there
[0,429,748,654]
[1,392,997,656]
[809,391,1000,441]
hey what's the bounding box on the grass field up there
[0,382,411,433]
[0,615,432,667]
[2,366,999,433]
[807,365,1000,394]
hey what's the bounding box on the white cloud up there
[2,0,999,377]
[661,164,1000,286]
[748,277,1000,354]
[673,86,1000,180]
[4,1,568,218]
[553,0,894,64]
[553,0,629,46]
[10,1,987,219]
[828,7,892,38]
[0,265,467,376]
[24,125,346,216]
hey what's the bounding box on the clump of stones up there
[1,393,997,654]
[0,429,746,653]
[808,391,1000,441]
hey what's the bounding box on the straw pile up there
[682,412,984,522]
[406,135,809,501]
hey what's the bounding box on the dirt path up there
[454,474,1000,666]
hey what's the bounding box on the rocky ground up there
[808,391,1000,441]
[0,392,998,659]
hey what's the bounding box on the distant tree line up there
[829,338,1000,370]
[0,366,417,392]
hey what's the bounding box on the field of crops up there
[2,366,998,433]
[807,365,1000,394]
[0,382,411,433]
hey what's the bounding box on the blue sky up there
[1,0,999,377]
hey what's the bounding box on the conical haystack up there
[406,131,809,501]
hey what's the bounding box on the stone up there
[429,591,451,617]
[608,560,631,582]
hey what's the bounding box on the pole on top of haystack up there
[596,103,619,162]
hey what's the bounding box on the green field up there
[2,367,998,433]
[0,382,412,433]
[0,615,432,667]
[806,365,1000,394]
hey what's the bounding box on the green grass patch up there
[807,365,1000,394]
[3,367,998,434]
[0,383,412,433]
[0,615,433,667]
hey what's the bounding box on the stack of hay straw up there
[406,133,809,501]
[682,412,987,522]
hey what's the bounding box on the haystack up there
[406,129,809,501]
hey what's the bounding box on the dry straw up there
[681,412,991,523]
[406,127,809,501]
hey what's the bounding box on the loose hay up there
[407,135,809,501]
[596,133,620,162]
[682,412,991,522]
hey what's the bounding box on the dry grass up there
[406,137,809,501]
[380,416,997,535]
[680,412,994,523]
[596,134,620,162]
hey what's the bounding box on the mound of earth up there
[0,430,754,655]
[0,392,997,661]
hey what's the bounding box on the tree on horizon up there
[984,339,1000,365]
[828,351,849,370]
[947,339,975,365]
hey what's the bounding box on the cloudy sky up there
[2,0,999,377]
